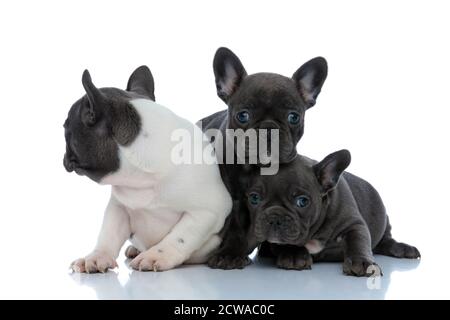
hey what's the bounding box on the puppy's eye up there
[236,111,250,124]
[249,192,262,206]
[288,112,300,125]
[295,195,310,208]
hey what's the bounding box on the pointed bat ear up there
[127,65,155,101]
[81,69,105,126]
[292,57,328,108]
[313,149,351,194]
[213,47,247,102]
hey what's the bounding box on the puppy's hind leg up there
[130,209,224,271]
[373,221,421,259]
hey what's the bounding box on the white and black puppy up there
[63,66,232,273]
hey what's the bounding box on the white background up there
[0,0,449,299]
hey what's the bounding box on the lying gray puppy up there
[248,150,420,276]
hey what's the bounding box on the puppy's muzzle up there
[256,121,280,161]
[63,153,77,172]
[258,120,280,144]
[255,206,300,244]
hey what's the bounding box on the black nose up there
[259,120,279,130]
[267,214,284,229]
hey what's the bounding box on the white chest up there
[305,239,324,254]
[112,185,161,210]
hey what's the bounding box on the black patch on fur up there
[126,65,155,101]
[63,68,154,182]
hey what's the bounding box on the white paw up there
[70,251,117,273]
[129,245,185,272]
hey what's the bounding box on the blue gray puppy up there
[250,150,420,276]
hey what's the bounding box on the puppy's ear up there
[127,65,155,101]
[81,69,105,126]
[213,47,247,102]
[313,149,351,194]
[292,57,328,108]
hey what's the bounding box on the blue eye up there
[295,195,310,208]
[249,192,262,205]
[236,111,250,124]
[288,112,300,125]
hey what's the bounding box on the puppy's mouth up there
[63,156,90,175]
[266,236,287,245]
[63,156,76,172]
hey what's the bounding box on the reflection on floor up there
[70,255,421,300]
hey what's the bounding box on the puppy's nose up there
[267,214,285,229]
[259,120,280,131]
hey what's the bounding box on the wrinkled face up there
[63,96,119,182]
[227,74,306,163]
[213,47,328,165]
[246,150,351,246]
[246,158,322,245]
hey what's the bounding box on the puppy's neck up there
[100,167,162,188]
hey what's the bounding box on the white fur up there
[305,239,324,254]
[72,99,232,272]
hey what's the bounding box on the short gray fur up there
[250,151,420,276]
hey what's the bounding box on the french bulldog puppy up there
[247,150,420,276]
[198,47,328,269]
[64,67,232,273]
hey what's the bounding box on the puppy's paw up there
[129,246,185,272]
[387,243,420,259]
[125,245,141,259]
[207,255,252,270]
[399,244,421,259]
[276,250,312,270]
[375,240,421,259]
[71,251,117,273]
[343,256,382,277]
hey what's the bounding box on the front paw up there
[207,254,252,269]
[343,256,382,277]
[129,246,185,272]
[276,250,312,270]
[71,251,117,273]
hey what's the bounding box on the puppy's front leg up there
[207,204,252,270]
[342,223,381,277]
[71,196,130,273]
[130,209,219,271]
